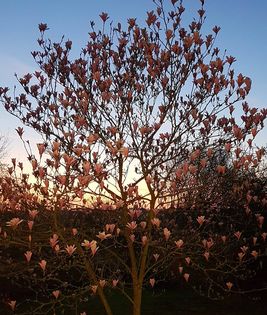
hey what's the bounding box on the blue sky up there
[0,0,266,163]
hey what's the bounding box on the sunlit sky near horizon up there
[0,0,266,166]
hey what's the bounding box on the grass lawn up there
[80,288,267,315]
[1,286,267,314]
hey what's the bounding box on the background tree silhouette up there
[0,134,8,173]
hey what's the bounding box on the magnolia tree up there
[0,0,267,314]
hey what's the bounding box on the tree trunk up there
[98,289,113,315]
[132,282,142,315]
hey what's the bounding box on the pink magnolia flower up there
[151,218,161,228]
[145,175,152,184]
[107,126,117,135]
[140,221,147,229]
[226,282,233,290]
[135,210,142,218]
[245,207,251,215]
[83,161,91,174]
[81,239,91,249]
[217,165,226,174]
[240,246,248,253]
[203,251,210,261]
[87,133,98,144]
[6,218,23,229]
[80,312,87,315]
[221,235,227,243]
[28,220,34,231]
[24,251,32,263]
[52,290,60,299]
[184,273,190,282]
[200,158,207,168]
[91,241,99,256]
[178,266,183,274]
[262,232,267,241]
[130,234,135,242]
[174,239,184,249]
[29,210,38,219]
[72,228,78,236]
[121,146,129,157]
[252,237,257,246]
[116,228,121,235]
[94,163,103,174]
[112,279,119,287]
[225,142,232,152]
[39,259,47,271]
[206,239,214,249]
[37,143,46,156]
[96,231,112,241]
[128,209,141,218]
[251,250,258,259]
[50,234,59,248]
[126,221,137,230]
[8,300,16,311]
[149,278,155,287]
[257,215,264,228]
[128,210,136,219]
[238,252,245,261]
[83,240,99,256]
[54,244,60,253]
[153,253,160,261]
[91,285,98,294]
[152,208,160,215]
[99,280,106,288]
[105,224,115,233]
[189,164,197,174]
[185,257,191,265]
[142,235,148,246]
[65,245,76,256]
[163,227,171,241]
[234,231,242,240]
[197,216,205,226]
